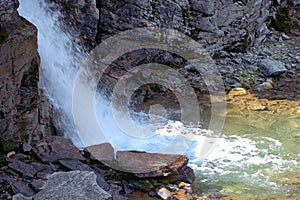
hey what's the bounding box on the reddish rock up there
[116,151,195,183]
[84,143,115,162]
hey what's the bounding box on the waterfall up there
[17,0,208,155]
[17,1,300,198]
[18,0,85,147]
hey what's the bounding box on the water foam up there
[18,0,85,146]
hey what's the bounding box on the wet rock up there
[258,59,287,77]
[168,165,195,184]
[116,151,194,183]
[157,187,174,200]
[34,171,112,200]
[32,136,84,163]
[84,143,115,163]
[129,179,154,192]
[45,0,99,49]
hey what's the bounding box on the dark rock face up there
[45,0,99,50]
[273,0,300,35]
[0,0,41,152]
[34,0,278,53]
[97,0,277,53]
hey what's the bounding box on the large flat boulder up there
[84,143,195,183]
[116,151,188,177]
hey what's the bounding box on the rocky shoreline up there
[0,135,196,200]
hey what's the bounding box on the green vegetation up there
[273,7,289,32]
[0,25,9,45]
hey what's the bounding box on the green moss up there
[0,25,9,45]
[273,7,289,32]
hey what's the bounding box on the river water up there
[193,98,300,199]
[18,1,299,199]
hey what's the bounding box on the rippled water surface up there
[193,101,300,199]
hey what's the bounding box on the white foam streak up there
[18,0,84,146]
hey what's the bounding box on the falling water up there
[18,0,84,147]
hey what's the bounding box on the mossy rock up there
[272,6,290,32]
[0,25,9,45]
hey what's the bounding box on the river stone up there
[157,187,174,200]
[258,59,287,77]
[116,151,193,181]
[34,171,112,200]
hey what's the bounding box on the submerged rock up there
[34,171,112,200]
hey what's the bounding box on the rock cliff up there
[98,0,278,53]
[0,0,54,152]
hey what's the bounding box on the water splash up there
[18,0,85,146]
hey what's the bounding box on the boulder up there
[116,151,195,183]
[34,171,112,200]
[84,144,195,183]
[258,59,287,77]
